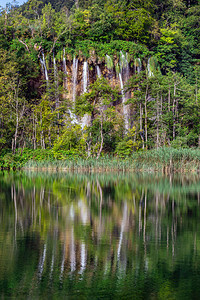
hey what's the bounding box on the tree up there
[0,49,28,153]
[76,77,121,157]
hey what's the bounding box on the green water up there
[0,172,200,299]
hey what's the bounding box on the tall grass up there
[23,148,200,173]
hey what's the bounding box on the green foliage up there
[115,140,136,158]
[155,26,184,72]
[76,77,122,157]
[65,40,148,59]
[0,0,200,158]
[1,147,200,173]
[53,124,87,157]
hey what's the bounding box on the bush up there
[115,140,137,158]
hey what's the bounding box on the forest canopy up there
[0,0,199,161]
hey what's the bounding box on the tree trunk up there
[144,84,148,149]
[160,92,163,145]
[33,113,36,150]
[13,114,18,154]
[48,127,52,148]
[172,83,176,141]
[196,77,198,105]
[168,88,170,112]
[139,103,144,149]
[75,0,79,8]
[156,93,159,149]
[40,112,45,149]
[97,113,103,159]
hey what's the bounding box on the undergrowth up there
[1,147,199,173]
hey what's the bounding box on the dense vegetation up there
[0,0,200,165]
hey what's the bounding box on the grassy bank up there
[1,147,200,173]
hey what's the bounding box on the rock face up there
[40,51,142,130]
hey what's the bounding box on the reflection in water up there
[38,244,47,280]
[0,172,200,298]
[80,242,86,275]
[70,227,76,272]
[117,202,127,260]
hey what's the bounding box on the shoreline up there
[1,165,199,174]
[1,147,200,174]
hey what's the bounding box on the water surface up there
[0,172,200,299]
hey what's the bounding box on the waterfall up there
[40,52,49,85]
[81,61,90,129]
[119,52,129,131]
[68,110,78,125]
[135,58,142,74]
[125,53,130,81]
[119,73,129,131]
[105,55,113,70]
[120,51,129,80]
[40,57,44,74]
[63,48,67,88]
[72,56,78,104]
[120,51,126,72]
[53,54,59,109]
[68,56,79,125]
[82,61,89,93]
[81,115,90,129]
[96,65,101,78]
[147,57,154,77]
[105,55,113,81]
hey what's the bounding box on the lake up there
[0,171,200,299]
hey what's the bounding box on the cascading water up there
[147,57,154,77]
[120,51,126,72]
[82,61,89,93]
[96,65,101,78]
[119,73,129,131]
[120,51,129,81]
[105,55,113,81]
[81,61,90,129]
[40,52,49,85]
[119,52,129,131]
[125,53,130,81]
[68,110,78,125]
[67,56,79,124]
[72,56,78,104]
[63,48,68,88]
[135,58,142,74]
[105,55,113,70]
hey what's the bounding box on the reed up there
[22,148,200,173]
